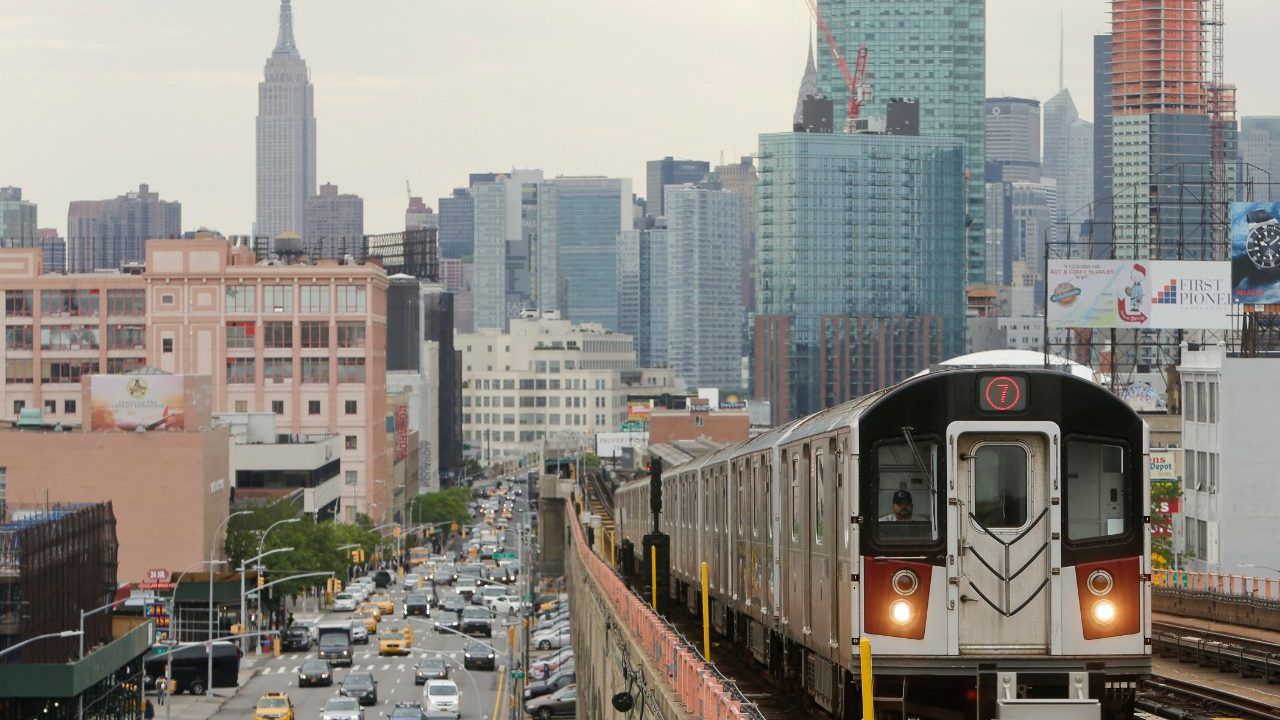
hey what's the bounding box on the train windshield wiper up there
[901,426,939,539]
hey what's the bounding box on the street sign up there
[523,595,534,602]
[510,671,525,680]
[493,552,517,560]
[148,568,169,582]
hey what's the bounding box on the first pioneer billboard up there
[1047,260,1231,329]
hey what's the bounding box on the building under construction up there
[253,227,440,281]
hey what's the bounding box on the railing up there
[1154,569,1280,601]
[567,498,758,720]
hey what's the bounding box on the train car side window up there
[790,455,801,542]
[1065,439,1129,541]
[815,450,826,545]
[971,443,1030,530]
[871,439,940,544]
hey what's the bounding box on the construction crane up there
[801,0,869,133]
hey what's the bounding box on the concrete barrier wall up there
[1154,590,1280,631]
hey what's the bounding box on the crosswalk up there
[261,649,463,674]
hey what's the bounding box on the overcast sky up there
[3,0,1277,237]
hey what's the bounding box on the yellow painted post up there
[700,561,711,662]
[859,637,873,719]
[650,545,658,609]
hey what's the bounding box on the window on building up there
[301,285,330,313]
[40,289,99,317]
[309,400,321,415]
[41,359,98,383]
[160,293,175,306]
[263,321,293,348]
[106,289,145,316]
[345,470,357,486]
[336,321,365,348]
[226,285,255,314]
[106,357,145,374]
[234,400,248,413]
[4,290,32,317]
[1209,453,1219,494]
[106,324,145,350]
[301,358,329,383]
[1197,519,1208,559]
[345,400,357,415]
[162,337,173,353]
[1208,382,1218,424]
[227,321,256,349]
[1196,381,1207,422]
[694,415,704,427]
[1184,381,1197,422]
[43,399,55,414]
[64,400,76,415]
[336,358,365,383]
[336,285,366,313]
[226,358,255,384]
[345,435,357,450]
[263,285,293,313]
[264,358,292,383]
[5,325,32,351]
[1186,451,1198,491]
[300,321,329,348]
[12,400,24,415]
[39,325,99,351]
[271,400,284,415]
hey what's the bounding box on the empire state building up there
[256,0,316,241]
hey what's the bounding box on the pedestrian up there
[287,611,295,628]
[144,699,155,719]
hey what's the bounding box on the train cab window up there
[872,439,939,544]
[1065,439,1129,541]
[971,444,1029,530]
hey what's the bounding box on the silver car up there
[349,619,369,644]
[321,696,365,720]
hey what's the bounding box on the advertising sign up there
[1047,260,1231,329]
[145,599,171,643]
[1149,449,1181,480]
[394,405,409,463]
[595,431,648,459]
[626,404,651,422]
[1150,480,1181,570]
[1231,201,1280,303]
[89,375,186,431]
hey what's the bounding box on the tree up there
[410,487,472,526]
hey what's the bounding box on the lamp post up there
[238,547,295,652]
[165,560,226,720]
[78,596,130,720]
[0,630,82,660]
[1242,562,1280,575]
[208,509,251,699]
[254,517,300,635]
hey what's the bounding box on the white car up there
[333,593,358,612]
[403,573,421,591]
[531,626,571,650]
[423,679,461,718]
[349,620,369,644]
[488,596,530,616]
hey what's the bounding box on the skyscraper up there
[537,177,631,330]
[1093,34,1115,256]
[0,187,37,245]
[405,197,438,233]
[792,40,819,129]
[67,184,180,272]
[438,188,474,259]
[256,0,316,241]
[755,131,965,423]
[472,170,543,331]
[816,0,986,283]
[663,185,741,388]
[984,98,1041,182]
[710,157,758,314]
[1043,89,1094,235]
[305,183,364,258]
[645,157,709,218]
[1241,117,1280,201]
[34,229,65,274]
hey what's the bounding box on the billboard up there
[1048,259,1231,329]
[595,431,648,459]
[1231,202,1280,303]
[89,375,185,431]
[1149,449,1181,480]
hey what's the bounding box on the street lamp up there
[0,630,82,660]
[78,595,132,720]
[208,509,251,698]
[164,559,225,720]
[1242,562,1280,575]
[239,547,295,652]
[253,517,301,636]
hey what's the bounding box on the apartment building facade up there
[0,238,388,521]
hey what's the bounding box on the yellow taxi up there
[369,592,394,616]
[254,692,294,720]
[355,603,381,632]
[378,627,412,656]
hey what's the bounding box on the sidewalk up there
[149,656,263,720]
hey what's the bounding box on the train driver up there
[880,489,914,522]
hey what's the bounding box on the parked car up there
[297,659,333,687]
[532,617,569,636]
[532,626,570,650]
[463,640,496,671]
[488,596,530,616]
[333,593,358,612]
[415,657,449,684]
[524,685,576,719]
[423,679,462,718]
[340,671,378,706]
[524,668,575,701]
[320,697,365,720]
[529,648,573,680]
[280,626,312,652]
[143,641,240,695]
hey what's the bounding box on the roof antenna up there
[1058,9,1065,92]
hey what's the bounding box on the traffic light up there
[450,523,458,533]
[350,548,365,564]
[257,573,265,589]
[392,526,402,539]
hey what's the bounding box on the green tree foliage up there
[410,487,472,526]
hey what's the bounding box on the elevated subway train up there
[616,367,1150,720]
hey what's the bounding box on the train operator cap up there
[893,490,913,505]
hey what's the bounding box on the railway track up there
[1138,675,1280,720]
[1152,620,1280,682]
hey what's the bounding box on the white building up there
[255,0,317,240]
[1176,343,1280,576]
[458,312,674,462]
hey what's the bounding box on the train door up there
[837,432,856,669]
[955,431,1053,653]
[810,440,835,655]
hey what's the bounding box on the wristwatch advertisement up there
[1232,202,1280,303]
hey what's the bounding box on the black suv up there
[281,626,311,652]
[339,671,378,706]
[460,607,493,638]
[404,594,431,617]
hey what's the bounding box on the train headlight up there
[1091,599,1117,625]
[890,600,913,625]
[891,570,919,596]
[1086,570,1114,596]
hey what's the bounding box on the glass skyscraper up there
[537,177,631,330]
[755,132,965,421]
[816,0,986,284]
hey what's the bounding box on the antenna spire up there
[1058,10,1065,91]
[275,0,298,55]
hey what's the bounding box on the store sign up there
[148,568,169,582]
[1149,449,1181,480]
[596,431,648,459]
[1047,260,1231,329]
[394,405,409,462]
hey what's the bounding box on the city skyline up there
[3,0,1278,239]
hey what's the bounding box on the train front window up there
[872,439,939,544]
[1065,439,1129,541]
[971,444,1029,530]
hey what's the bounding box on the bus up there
[409,546,431,568]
